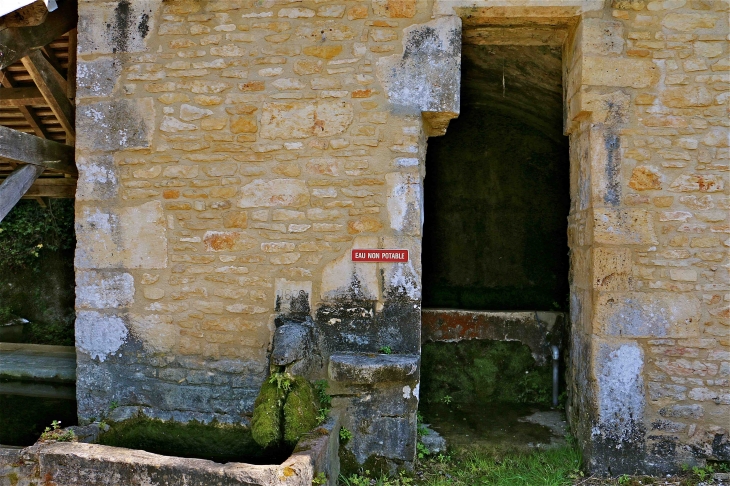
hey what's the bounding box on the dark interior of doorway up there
[422,44,570,312]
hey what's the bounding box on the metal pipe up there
[551,345,560,407]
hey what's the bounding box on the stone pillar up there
[565,5,729,475]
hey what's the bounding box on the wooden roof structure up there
[0,0,77,220]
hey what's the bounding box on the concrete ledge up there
[421,309,566,365]
[0,343,76,383]
[0,417,339,486]
[328,353,419,385]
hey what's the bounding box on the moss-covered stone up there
[251,379,286,449]
[421,340,552,407]
[251,374,320,451]
[98,417,288,464]
[282,376,319,447]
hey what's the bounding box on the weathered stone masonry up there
[73,0,728,474]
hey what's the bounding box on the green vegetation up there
[340,470,413,486]
[339,427,352,443]
[0,199,74,271]
[414,445,581,486]
[315,379,332,424]
[99,416,288,464]
[250,371,320,451]
[421,340,552,407]
[379,346,392,355]
[0,199,76,345]
[38,420,76,443]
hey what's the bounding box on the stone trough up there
[0,418,339,486]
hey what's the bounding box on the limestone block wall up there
[563,0,729,475]
[72,0,729,475]
[73,0,458,447]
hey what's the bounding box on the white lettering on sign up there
[351,249,409,262]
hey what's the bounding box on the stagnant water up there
[0,380,78,446]
[420,402,567,451]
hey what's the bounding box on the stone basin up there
[0,418,339,486]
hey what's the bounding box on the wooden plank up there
[0,0,78,71]
[0,70,50,138]
[22,49,74,143]
[0,87,46,107]
[66,28,76,99]
[0,125,76,175]
[18,178,76,198]
[0,163,45,222]
[40,46,68,94]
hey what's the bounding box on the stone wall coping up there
[328,353,420,385]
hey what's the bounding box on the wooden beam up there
[22,49,74,143]
[66,28,76,99]
[0,163,45,222]
[0,0,78,71]
[0,125,76,175]
[0,73,50,138]
[0,177,77,198]
[0,87,46,106]
[40,46,68,94]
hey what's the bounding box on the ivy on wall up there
[0,199,75,271]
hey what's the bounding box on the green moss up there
[251,374,320,451]
[251,379,285,449]
[99,417,288,464]
[421,340,552,407]
[282,376,319,447]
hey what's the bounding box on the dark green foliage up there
[0,200,75,345]
[251,379,286,449]
[421,340,552,407]
[0,199,75,271]
[99,417,287,464]
[282,376,319,447]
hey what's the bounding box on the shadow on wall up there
[422,45,570,311]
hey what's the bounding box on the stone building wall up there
[72,0,729,474]
[561,0,729,474]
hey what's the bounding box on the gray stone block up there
[419,426,447,455]
[76,58,123,99]
[76,98,154,152]
[328,353,419,385]
[272,324,310,366]
[77,1,160,55]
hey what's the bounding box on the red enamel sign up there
[351,249,409,262]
